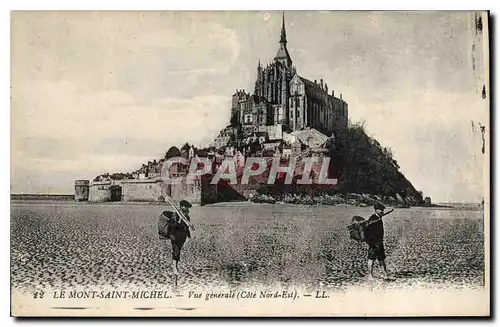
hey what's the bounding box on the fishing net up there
[347,215,366,242]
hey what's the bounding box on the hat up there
[179,200,192,208]
[374,203,386,210]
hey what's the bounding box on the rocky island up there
[75,13,427,207]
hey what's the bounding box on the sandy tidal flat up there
[11,201,485,294]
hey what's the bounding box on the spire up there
[274,12,292,68]
[280,11,287,44]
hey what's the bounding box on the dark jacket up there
[158,211,191,240]
[363,213,384,244]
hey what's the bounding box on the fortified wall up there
[88,181,122,202]
[121,179,162,202]
[121,178,201,204]
[81,177,202,204]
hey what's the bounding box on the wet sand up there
[11,201,485,294]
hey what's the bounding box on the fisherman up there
[363,203,394,280]
[158,200,193,275]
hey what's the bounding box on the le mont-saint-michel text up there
[48,289,329,301]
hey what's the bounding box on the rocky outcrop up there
[332,122,424,205]
[250,122,425,207]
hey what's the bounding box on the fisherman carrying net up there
[347,203,395,280]
[158,199,195,276]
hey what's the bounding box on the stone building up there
[239,94,273,137]
[230,13,348,140]
[253,14,295,120]
[288,75,348,135]
[213,126,237,149]
[89,181,111,202]
[147,159,162,178]
[231,89,249,125]
[290,128,330,150]
[89,181,122,202]
[74,180,89,201]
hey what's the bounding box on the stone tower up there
[74,180,89,202]
[253,12,295,129]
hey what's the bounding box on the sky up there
[10,11,489,202]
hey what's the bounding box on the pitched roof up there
[297,75,324,92]
[275,43,292,62]
[290,128,329,148]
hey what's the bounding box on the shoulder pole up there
[161,189,195,230]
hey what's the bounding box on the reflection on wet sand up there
[11,202,484,293]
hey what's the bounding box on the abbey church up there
[75,13,428,206]
[229,14,349,141]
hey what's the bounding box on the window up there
[244,114,253,124]
[290,110,294,119]
[297,110,300,118]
